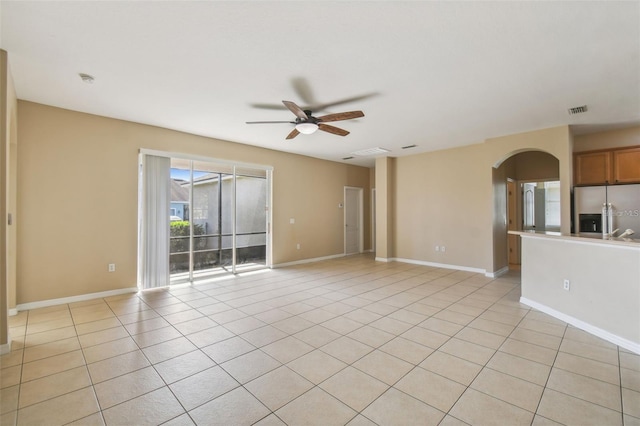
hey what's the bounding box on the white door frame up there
[344,186,363,255]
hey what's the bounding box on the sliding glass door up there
[139,151,271,288]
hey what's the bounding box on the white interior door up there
[344,187,363,254]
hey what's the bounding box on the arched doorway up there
[493,150,560,271]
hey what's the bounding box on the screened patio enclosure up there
[138,151,272,289]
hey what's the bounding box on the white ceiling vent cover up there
[352,147,390,156]
[568,105,588,115]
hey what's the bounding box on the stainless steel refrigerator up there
[574,184,640,237]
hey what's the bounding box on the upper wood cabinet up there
[612,146,640,184]
[574,145,640,186]
[574,150,611,185]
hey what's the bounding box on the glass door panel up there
[169,161,191,282]
[235,173,268,271]
[167,158,270,283]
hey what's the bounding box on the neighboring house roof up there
[171,179,189,203]
[193,173,221,184]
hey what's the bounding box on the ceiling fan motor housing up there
[247,100,364,139]
[297,111,319,125]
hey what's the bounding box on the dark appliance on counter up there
[578,213,602,234]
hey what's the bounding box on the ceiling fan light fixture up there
[295,122,318,134]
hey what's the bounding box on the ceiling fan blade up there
[249,103,287,110]
[318,111,364,123]
[251,92,378,113]
[318,123,349,137]
[246,120,295,124]
[282,101,308,120]
[310,93,378,111]
[291,77,316,106]
[286,129,300,140]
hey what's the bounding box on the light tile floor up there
[2,254,639,425]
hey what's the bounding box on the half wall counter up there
[510,231,640,354]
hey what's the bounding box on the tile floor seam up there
[15,385,104,425]
[84,301,154,392]
[461,385,541,416]
[171,370,242,416]
[239,365,312,422]
[86,381,106,425]
[94,296,205,422]
[461,296,551,420]
[12,309,29,426]
[248,375,350,423]
[529,320,568,422]
[617,347,627,426]
[556,349,621,372]
[551,361,623,388]
[542,384,626,416]
[379,380,450,419]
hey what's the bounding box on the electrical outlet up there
[435,245,440,252]
[563,279,570,291]
[296,243,301,250]
[108,263,116,272]
[441,246,446,252]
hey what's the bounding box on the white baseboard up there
[272,253,346,269]
[520,297,640,355]
[16,287,139,312]
[0,340,11,355]
[391,257,486,275]
[486,266,510,278]
[375,257,390,262]
[8,308,18,316]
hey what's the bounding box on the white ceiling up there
[2,1,639,167]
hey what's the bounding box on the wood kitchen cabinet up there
[574,150,611,185]
[574,145,640,185]
[612,146,640,184]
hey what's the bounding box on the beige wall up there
[393,143,492,270]
[374,157,394,259]
[573,126,640,152]
[492,166,508,272]
[17,101,371,304]
[388,125,571,274]
[498,151,561,197]
[513,151,560,182]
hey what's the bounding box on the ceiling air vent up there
[342,156,354,160]
[568,105,588,115]
[402,144,417,149]
[351,147,390,156]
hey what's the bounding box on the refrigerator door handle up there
[608,203,613,236]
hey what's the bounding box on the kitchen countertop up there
[509,230,640,248]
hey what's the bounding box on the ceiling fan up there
[246,100,364,140]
